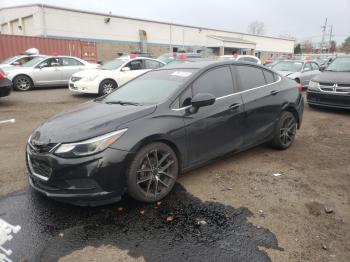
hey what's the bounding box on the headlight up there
[82,75,99,82]
[54,129,127,158]
[308,80,320,90]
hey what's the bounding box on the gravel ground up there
[0,88,349,261]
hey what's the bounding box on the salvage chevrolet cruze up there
[26,61,304,206]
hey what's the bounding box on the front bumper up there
[68,79,99,94]
[307,90,350,109]
[0,79,12,97]
[26,145,132,206]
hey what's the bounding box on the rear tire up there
[127,142,179,203]
[13,75,33,91]
[98,79,117,96]
[270,111,297,150]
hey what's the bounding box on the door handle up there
[270,90,279,95]
[229,103,241,110]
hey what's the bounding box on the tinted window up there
[179,87,192,107]
[262,69,275,84]
[125,60,143,70]
[144,59,163,69]
[193,66,234,98]
[61,57,83,66]
[236,66,266,91]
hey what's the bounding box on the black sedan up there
[26,61,304,205]
[0,70,12,97]
[307,56,350,109]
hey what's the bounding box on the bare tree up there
[247,21,265,35]
[329,40,337,53]
[301,40,314,53]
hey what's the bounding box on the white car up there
[69,57,166,96]
[219,55,261,64]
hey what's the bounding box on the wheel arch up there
[130,134,183,172]
[281,105,300,129]
[100,78,118,87]
[12,74,34,86]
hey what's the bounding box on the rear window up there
[235,65,266,91]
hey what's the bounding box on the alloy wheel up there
[102,82,114,95]
[136,149,176,198]
[280,115,296,147]
[15,77,31,91]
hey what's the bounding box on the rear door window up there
[192,66,234,98]
[262,69,276,84]
[61,57,83,66]
[235,65,266,91]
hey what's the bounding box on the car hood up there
[277,71,298,77]
[312,71,350,85]
[31,101,156,144]
[73,68,116,78]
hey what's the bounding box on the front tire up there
[98,79,117,96]
[127,142,179,203]
[270,111,297,150]
[13,75,33,91]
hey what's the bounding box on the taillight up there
[0,71,5,80]
[297,83,303,93]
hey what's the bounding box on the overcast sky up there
[1,0,349,44]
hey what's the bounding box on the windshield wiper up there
[105,101,142,106]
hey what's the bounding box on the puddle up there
[0,184,283,261]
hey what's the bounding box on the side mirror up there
[121,67,130,72]
[319,66,326,72]
[303,68,310,72]
[12,61,20,66]
[191,93,216,108]
[37,64,45,69]
[51,62,60,67]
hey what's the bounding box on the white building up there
[0,4,295,61]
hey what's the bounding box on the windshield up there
[272,61,303,72]
[1,56,19,64]
[101,59,128,70]
[21,57,47,67]
[101,69,197,105]
[325,57,350,72]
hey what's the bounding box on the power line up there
[320,18,327,53]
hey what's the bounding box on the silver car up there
[4,56,98,91]
[272,60,320,87]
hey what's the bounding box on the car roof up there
[159,60,262,70]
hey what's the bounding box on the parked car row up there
[69,56,165,96]
[1,51,349,112]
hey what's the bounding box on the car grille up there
[27,155,52,179]
[71,76,82,82]
[29,142,58,154]
[319,83,350,94]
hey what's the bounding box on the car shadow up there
[0,184,283,262]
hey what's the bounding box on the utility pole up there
[328,25,334,53]
[320,18,327,53]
